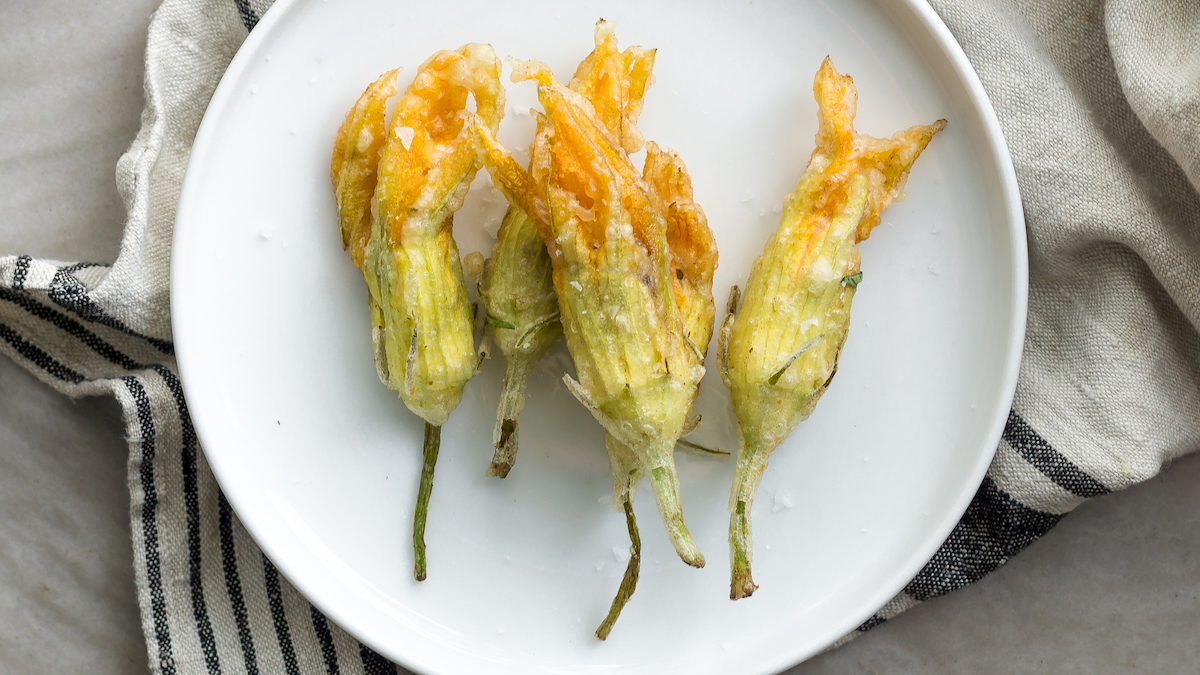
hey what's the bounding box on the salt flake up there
[772,490,793,513]
[395,126,415,151]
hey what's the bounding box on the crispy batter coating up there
[332,70,399,269]
[644,141,717,353]
[567,20,656,155]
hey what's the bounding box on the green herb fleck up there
[486,315,516,330]
[767,334,824,385]
[677,438,731,456]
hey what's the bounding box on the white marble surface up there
[1,2,1197,673]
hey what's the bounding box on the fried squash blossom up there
[718,58,945,599]
[476,20,656,480]
[474,40,717,637]
[330,44,504,581]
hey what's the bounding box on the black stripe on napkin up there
[57,261,105,273]
[902,476,1063,602]
[234,0,260,31]
[47,266,175,355]
[1003,410,1110,497]
[0,287,141,370]
[856,613,886,632]
[311,607,342,674]
[151,365,222,674]
[12,255,31,290]
[0,322,85,383]
[359,643,398,674]
[125,376,178,675]
[263,556,302,675]
[220,493,260,675]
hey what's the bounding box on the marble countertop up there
[2,2,1197,673]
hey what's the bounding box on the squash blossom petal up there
[330,44,505,581]
[719,57,945,599]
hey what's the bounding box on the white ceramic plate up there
[173,0,1025,673]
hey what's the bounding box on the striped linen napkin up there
[1,0,1197,672]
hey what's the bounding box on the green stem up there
[413,422,441,581]
[648,464,705,568]
[595,496,641,640]
[487,356,535,478]
[729,442,771,599]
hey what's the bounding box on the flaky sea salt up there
[395,126,415,151]
[772,490,793,513]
